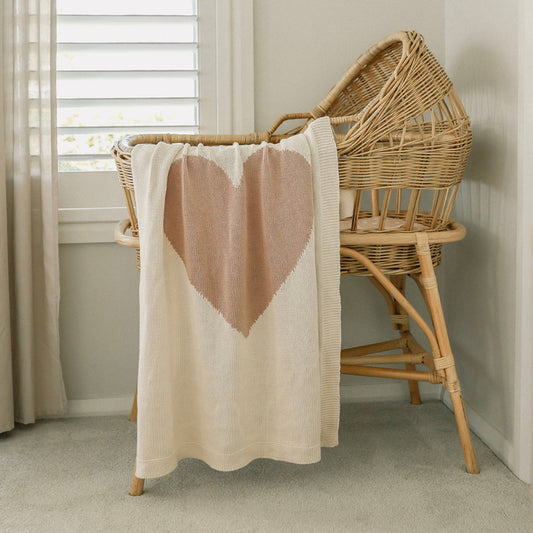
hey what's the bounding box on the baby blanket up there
[132,117,340,479]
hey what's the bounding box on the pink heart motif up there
[163,146,314,336]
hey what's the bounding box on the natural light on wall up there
[56,0,199,172]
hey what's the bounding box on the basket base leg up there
[405,362,422,405]
[390,275,422,405]
[413,234,479,474]
[129,388,138,422]
[130,460,145,496]
[448,389,480,474]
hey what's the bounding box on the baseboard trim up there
[441,394,516,477]
[66,384,443,418]
[340,381,442,403]
[67,396,133,417]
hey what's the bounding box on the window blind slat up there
[58,127,199,156]
[57,100,198,128]
[57,71,197,99]
[57,43,197,71]
[57,0,196,16]
[57,97,198,106]
[57,15,197,44]
[59,155,113,161]
[58,125,199,135]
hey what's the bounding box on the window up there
[57,0,254,243]
[56,0,199,172]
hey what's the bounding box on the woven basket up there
[113,30,471,276]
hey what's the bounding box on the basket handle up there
[311,31,415,118]
[115,219,139,249]
[266,113,313,136]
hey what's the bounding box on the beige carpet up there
[0,401,531,532]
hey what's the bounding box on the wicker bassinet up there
[115,32,480,494]
[112,30,471,277]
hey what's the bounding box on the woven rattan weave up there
[113,31,471,276]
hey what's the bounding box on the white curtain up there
[0,0,67,433]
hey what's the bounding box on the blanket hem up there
[136,442,325,479]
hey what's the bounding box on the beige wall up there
[519,0,533,487]
[443,0,521,469]
[59,244,140,400]
[253,0,445,132]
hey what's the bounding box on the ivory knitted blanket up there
[132,117,340,479]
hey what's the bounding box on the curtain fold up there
[1,0,67,433]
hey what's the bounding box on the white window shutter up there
[56,1,199,172]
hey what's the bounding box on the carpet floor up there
[0,401,531,533]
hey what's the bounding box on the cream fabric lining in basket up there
[339,217,429,232]
[132,117,341,479]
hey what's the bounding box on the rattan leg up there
[129,388,138,422]
[340,245,479,473]
[390,275,422,405]
[415,234,479,474]
[447,388,480,473]
[130,459,145,496]
[365,275,421,404]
